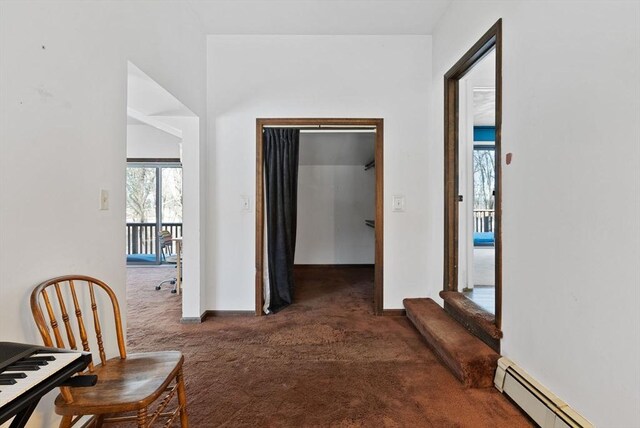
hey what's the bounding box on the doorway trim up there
[443,20,503,331]
[255,118,384,316]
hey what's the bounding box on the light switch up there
[392,195,405,212]
[99,189,109,210]
[241,195,251,212]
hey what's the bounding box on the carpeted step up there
[439,291,501,339]
[403,297,499,388]
[440,291,502,351]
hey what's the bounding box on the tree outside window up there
[473,148,495,210]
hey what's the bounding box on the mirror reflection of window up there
[458,47,496,314]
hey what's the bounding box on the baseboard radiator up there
[494,358,594,428]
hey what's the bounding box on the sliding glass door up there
[126,162,182,264]
[473,145,496,236]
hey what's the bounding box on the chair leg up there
[136,408,148,428]
[94,415,105,428]
[176,368,189,427]
[59,415,73,428]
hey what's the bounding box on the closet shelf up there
[364,220,375,228]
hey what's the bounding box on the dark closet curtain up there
[264,128,300,313]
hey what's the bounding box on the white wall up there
[298,132,375,165]
[0,2,206,426]
[296,165,375,265]
[126,124,181,159]
[159,116,205,318]
[430,1,640,426]
[207,35,431,310]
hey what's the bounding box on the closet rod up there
[262,124,376,130]
[299,129,376,134]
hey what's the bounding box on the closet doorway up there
[255,118,384,315]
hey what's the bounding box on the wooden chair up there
[158,230,173,262]
[30,275,189,427]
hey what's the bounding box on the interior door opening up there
[256,119,384,316]
[293,130,376,311]
[125,61,202,322]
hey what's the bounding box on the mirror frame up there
[443,19,503,335]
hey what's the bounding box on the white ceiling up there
[466,49,495,87]
[127,115,145,125]
[464,49,496,126]
[127,62,195,117]
[186,0,452,35]
[299,132,374,166]
[473,90,495,126]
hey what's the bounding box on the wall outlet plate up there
[99,189,109,210]
[392,195,405,212]
[241,195,251,212]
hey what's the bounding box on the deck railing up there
[126,222,182,255]
[473,209,495,233]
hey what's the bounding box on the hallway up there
[126,266,529,427]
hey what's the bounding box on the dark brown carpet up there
[126,266,531,427]
[404,298,498,388]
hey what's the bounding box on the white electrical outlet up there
[392,195,405,212]
[99,189,109,210]
[241,195,251,212]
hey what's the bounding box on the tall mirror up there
[457,48,496,314]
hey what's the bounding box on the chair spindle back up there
[30,275,126,370]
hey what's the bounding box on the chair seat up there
[55,351,184,415]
